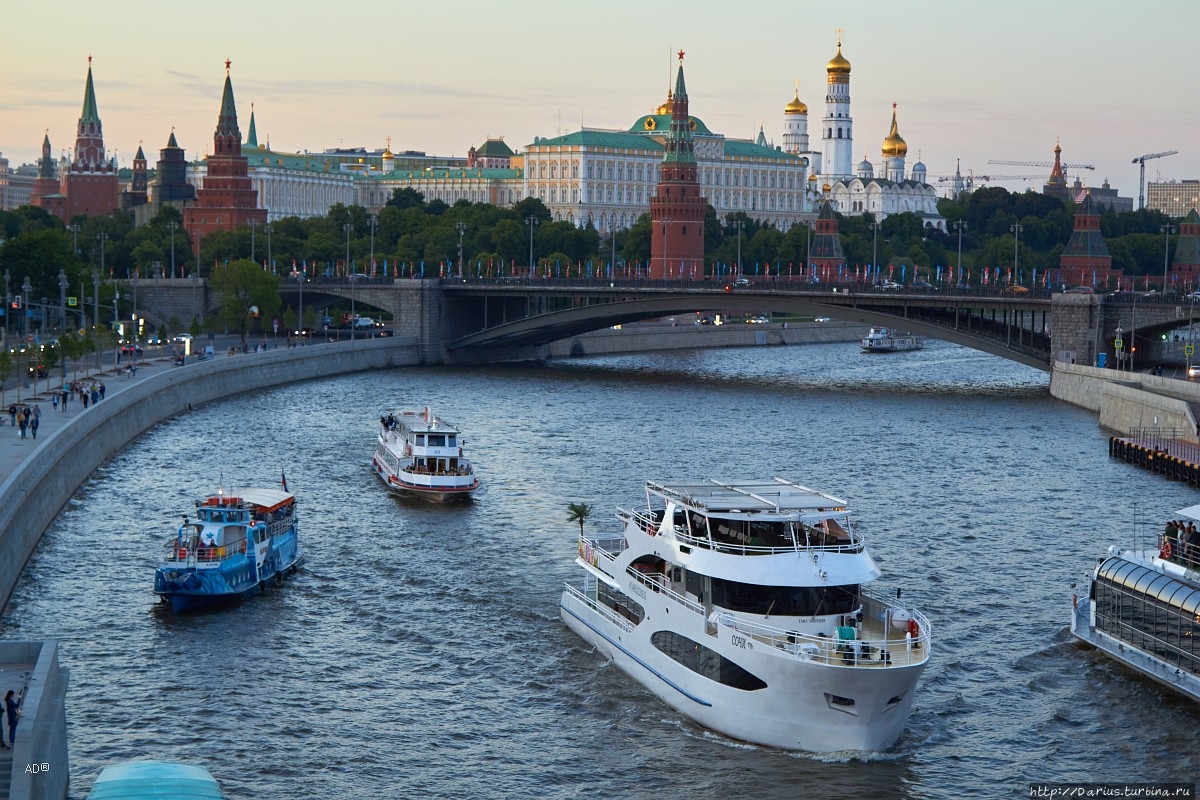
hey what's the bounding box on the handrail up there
[625,567,704,615]
[619,508,864,555]
[161,537,248,563]
[563,583,635,633]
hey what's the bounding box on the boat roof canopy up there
[648,479,848,516]
[200,488,294,514]
[1177,503,1200,522]
[87,760,224,799]
[1098,556,1200,615]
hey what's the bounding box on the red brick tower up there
[60,57,119,220]
[649,51,705,279]
[1171,208,1200,288]
[183,61,267,251]
[30,133,60,208]
[808,196,845,279]
[1058,194,1117,286]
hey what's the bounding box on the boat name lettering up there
[731,634,749,650]
[630,583,648,600]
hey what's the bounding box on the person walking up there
[4,690,19,747]
[51,393,59,412]
[7,404,14,427]
[17,408,27,440]
[30,413,39,440]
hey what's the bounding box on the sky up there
[2,0,1197,203]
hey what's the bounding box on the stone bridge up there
[121,277,1200,368]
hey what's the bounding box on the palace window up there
[572,163,579,178]
[551,164,557,178]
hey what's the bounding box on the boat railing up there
[562,583,636,634]
[1158,532,1200,571]
[161,538,248,564]
[580,534,627,564]
[714,599,931,668]
[620,508,863,555]
[625,567,705,615]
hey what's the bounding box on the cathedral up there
[781,35,944,231]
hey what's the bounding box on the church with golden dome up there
[780,36,944,231]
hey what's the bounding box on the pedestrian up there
[99,382,106,401]
[91,386,99,405]
[17,413,26,440]
[61,383,69,409]
[52,394,59,412]
[7,404,14,427]
[81,392,89,410]
[5,690,19,748]
[29,414,38,440]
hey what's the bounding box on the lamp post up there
[68,223,80,257]
[1115,323,1125,371]
[806,219,814,282]
[131,270,138,341]
[368,213,378,277]
[3,270,9,344]
[58,270,68,336]
[734,218,745,277]
[455,221,466,279]
[1010,223,1023,287]
[525,216,538,276]
[1132,295,1138,374]
[870,221,881,285]
[92,271,100,369]
[167,221,178,278]
[953,220,967,286]
[611,228,617,281]
[97,232,108,279]
[266,221,273,274]
[195,231,201,279]
[343,221,354,341]
[21,277,31,341]
[1161,224,1176,291]
[249,219,258,263]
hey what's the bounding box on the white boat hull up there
[560,588,925,752]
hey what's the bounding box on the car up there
[120,344,143,358]
[1065,285,1095,294]
[348,273,371,282]
[173,333,193,343]
[1142,290,1161,299]
[879,281,903,291]
[1187,291,1200,301]
[910,280,934,290]
[733,277,752,288]
[747,316,769,324]
[1003,285,1030,295]
[814,316,831,323]
[1190,364,1200,378]
[145,335,162,345]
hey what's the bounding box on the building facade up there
[1148,180,1200,219]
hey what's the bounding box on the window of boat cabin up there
[427,434,447,447]
[707,577,859,617]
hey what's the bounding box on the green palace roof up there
[474,139,514,158]
[372,167,522,181]
[529,130,664,150]
[723,140,802,161]
[627,113,714,136]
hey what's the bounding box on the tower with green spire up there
[649,50,705,280]
[184,60,267,252]
[59,56,119,221]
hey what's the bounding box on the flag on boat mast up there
[281,469,289,493]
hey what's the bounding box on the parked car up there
[1065,285,1095,294]
[173,333,193,343]
[1003,285,1030,295]
[814,316,831,323]
[120,344,143,358]
[879,280,903,291]
[733,277,752,288]
[910,280,934,290]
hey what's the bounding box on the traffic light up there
[11,295,21,310]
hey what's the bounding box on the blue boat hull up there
[155,537,303,613]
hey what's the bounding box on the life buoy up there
[1161,540,1173,559]
[178,548,187,559]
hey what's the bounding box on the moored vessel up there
[85,760,225,799]
[154,486,302,612]
[1070,504,1200,702]
[861,326,923,352]
[372,408,480,502]
[560,478,931,752]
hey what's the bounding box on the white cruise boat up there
[861,326,923,353]
[372,408,479,502]
[1070,503,1200,702]
[560,479,931,752]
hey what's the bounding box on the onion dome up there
[808,173,818,182]
[857,153,874,177]
[881,106,907,158]
[785,90,808,115]
[826,44,851,75]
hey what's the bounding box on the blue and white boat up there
[154,487,302,612]
[85,760,225,799]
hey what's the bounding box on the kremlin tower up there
[1043,142,1069,202]
[183,61,267,252]
[1057,194,1116,286]
[648,51,705,280]
[808,195,845,278]
[29,133,61,212]
[53,58,119,221]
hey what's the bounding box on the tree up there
[208,259,282,347]
[0,348,12,407]
[41,345,60,393]
[58,332,84,380]
[567,502,593,537]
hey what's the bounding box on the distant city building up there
[1043,143,1070,203]
[1147,180,1200,219]
[648,53,705,279]
[467,138,515,169]
[0,154,36,210]
[1070,177,1133,214]
[1052,194,1121,287]
[183,62,267,249]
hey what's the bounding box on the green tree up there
[41,345,60,392]
[0,348,12,407]
[208,259,282,347]
[58,332,84,380]
[566,502,593,537]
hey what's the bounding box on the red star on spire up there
[677,49,685,61]
[225,58,231,73]
[892,102,897,110]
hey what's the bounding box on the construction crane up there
[988,159,1095,170]
[1132,150,1179,210]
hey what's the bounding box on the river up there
[2,338,1197,798]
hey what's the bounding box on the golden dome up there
[822,182,832,193]
[808,173,818,181]
[826,45,851,74]
[881,107,908,158]
[785,91,808,115]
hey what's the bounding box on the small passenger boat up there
[560,478,932,752]
[861,326,923,353]
[154,486,303,612]
[1071,504,1200,703]
[372,407,480,502]
[85,760,225,799]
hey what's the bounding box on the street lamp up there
[1011,223,1023,287]
[368,214,378,277]
[734,218,745,276]
[131,270,138,340]
[870,221,881,285]
[343,221,355,341]
[266,221,273,274]
[953,220,967,286]
[662,217,673,279]
[1115,323,1125,371]
[167,221,178,278]
[3,269,9,344]
[1132,295,1139,374]
[21,276,31,341]
[525,215,539,276]
[68,224,80,256]
[97,232,108,278]
[455,221,466,279]
[805,219,814,282]
[249,219,258,263]
[1161,224,1176,291]
[58,269,68,335]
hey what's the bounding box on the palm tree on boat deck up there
[566,502,593,536]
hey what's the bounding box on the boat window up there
[416,435,425,446]
[651,631,767,691]
[1094,557,1200,674]
[597,583,644,625]
[428,434,446,447]
[710,577,859,617]
[447,435,457,447]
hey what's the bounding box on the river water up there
[2,339,1197,799]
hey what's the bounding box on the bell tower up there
[649,51,706,280]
